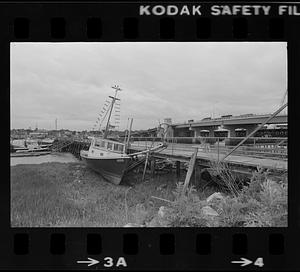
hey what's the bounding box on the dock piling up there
[150,158,156,180]
[176,161,181,179]
[182,148,198,195]
[142,152,150,182]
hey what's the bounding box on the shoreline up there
[10,152,79,166]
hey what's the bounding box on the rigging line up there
[98,104,111,130]
[96,101,112,130]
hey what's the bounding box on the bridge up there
[171,114,287,138]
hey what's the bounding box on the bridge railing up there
[129,136,287,160]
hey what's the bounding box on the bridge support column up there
[228,127,236,138]
[209,129,214,137]
[223,126,236,138]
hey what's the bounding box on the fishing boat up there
[80,85,165,185]
[80,138,131,185]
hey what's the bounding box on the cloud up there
[10,42,287,130]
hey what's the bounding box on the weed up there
[208,160,242,197]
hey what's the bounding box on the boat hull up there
[81,153,131,185]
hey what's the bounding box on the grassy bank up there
[11,162,202,227]
[11,162,287,227]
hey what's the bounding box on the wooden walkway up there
[129,142,287,172]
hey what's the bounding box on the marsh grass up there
[11,162,287,227]
[10,162,178,227]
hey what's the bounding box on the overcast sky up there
[11,42,287,131]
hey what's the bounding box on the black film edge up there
[1,1,300,271]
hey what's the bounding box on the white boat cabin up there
[88,137,128,158]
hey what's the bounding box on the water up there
[10,152,79,166]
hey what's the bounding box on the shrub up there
[216,197,246,227]
[206,167,287,227]
[241,167,269,201]
[167,182,210,227]
[238,168,287,227]
[132,167,287,228]
[243,178,287,227]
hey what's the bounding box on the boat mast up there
[103,85,121,139]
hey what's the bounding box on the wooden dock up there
[51,138,90,159]
[129,141,287,174]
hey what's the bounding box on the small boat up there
[39,138,55,148]
[80,85,165,185]
[10,138,51,155]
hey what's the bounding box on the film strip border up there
[9,15,290,41]
[13,232,284,255]
[0,3,299,41]
[9,230,290,269]
[1,1,300,270]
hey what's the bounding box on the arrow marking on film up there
[77,257,99,267]
[231,258,252,267]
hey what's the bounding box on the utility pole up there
[55,118,58,131]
